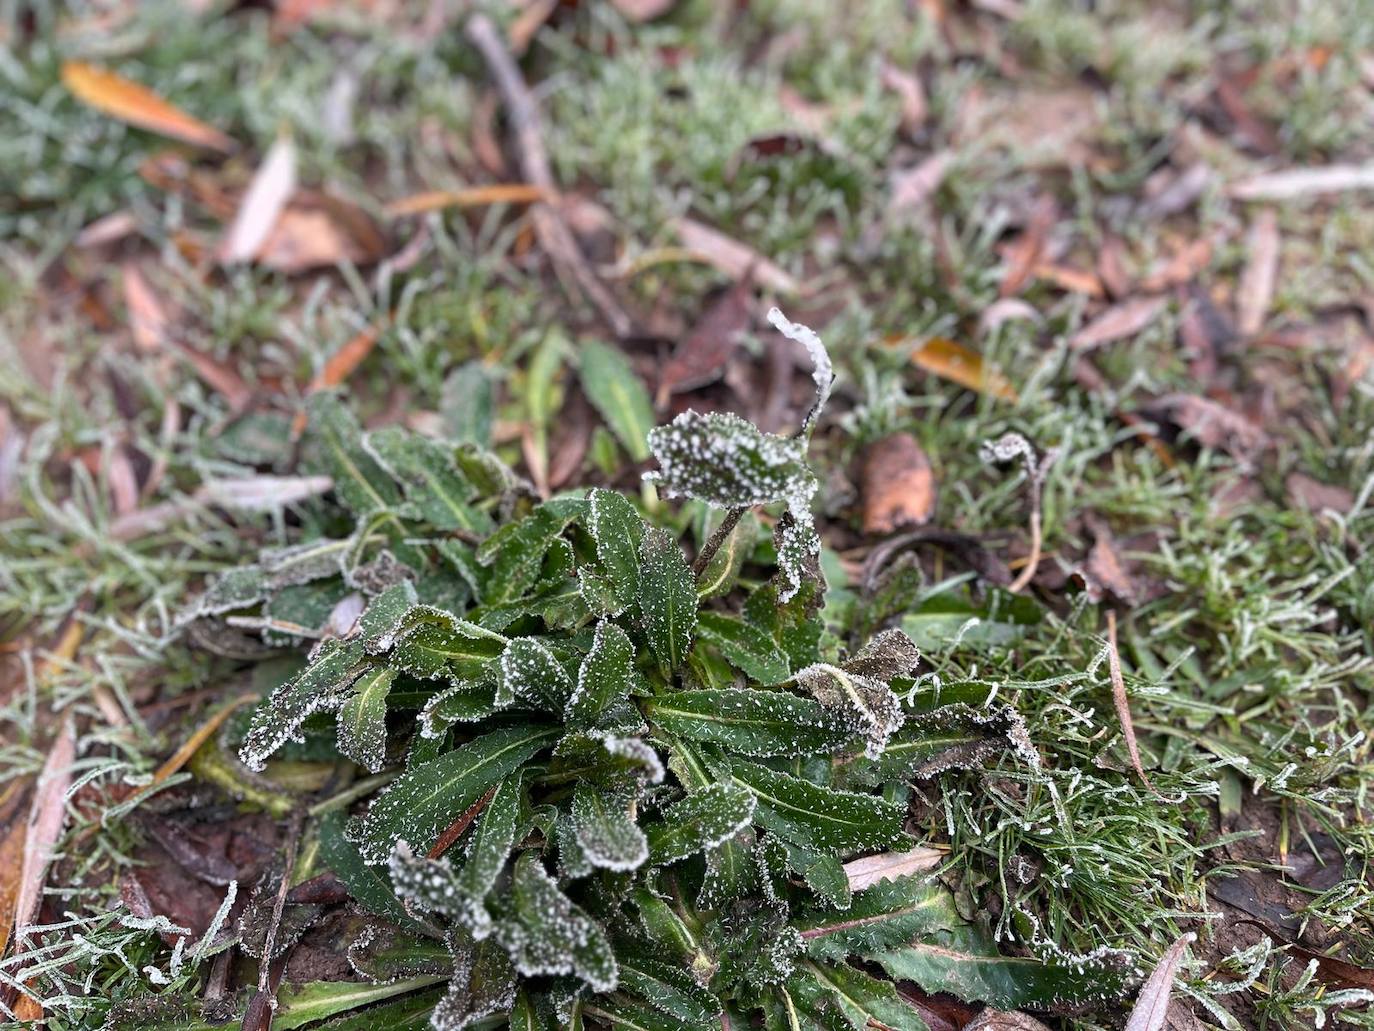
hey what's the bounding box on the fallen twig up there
[465,14,634,337]
[243,808,303,1031]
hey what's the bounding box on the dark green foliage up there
[177,326,1131,1029]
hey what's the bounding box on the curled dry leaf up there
[842,846,944,891]
[1236,209,1280,336]
[1157,394,1268,459]
[1069,296,1167,352]
[256,193,387,274]
[61,61,234,152]
[889,335,1018,402]
[384,183,546,218]
[221,135,297,264]
[1124,933,1195,1031]
[673,217,799,296]
[861,432,936,534]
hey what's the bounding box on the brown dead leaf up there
[1097,234,1132,298]
[842,846,944,891]
[256,193,386,274]
[888,150,953,216]
[76,211,139,248]
[122,265,169,354]
[1140,162,1212,219]
[0,782,30,958]
[861,433,937,534]
[1033,261,1103,297]
[13,719,76,944]
[1236,209,1280,336]
[1079,518,1139,606]
[220,135,297,264]
[1286,471,1354,514]
[673,217,799,296]
[1139,237,1213,293]
[1069,296,1167,351]
[1125,933,1196,1031]
[61,61,233,152]
[880,60,927,135]
[384,183,546,218]
[548,392,594,490]
[658,279,753,404]
[1215,73,1279,155]
[172,342,253,411]
[999,195,1056,297]
[890,335,1018,401]
[1159,394,1268,459]
[1105,610,1160,798]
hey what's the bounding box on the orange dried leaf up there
[384,184,546,218]
[14,719,76,943]
[861,432,937,534]
[61,61,233,152]
[891,334,1018,401]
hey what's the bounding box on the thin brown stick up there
[465,15,634,337]
[246,807,303,1028]
[692,506,747,577]
[1106,609,1161,798]
[1007,507,1041,593]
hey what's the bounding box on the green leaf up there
[845,703,1036,786]
[587,488,645,610]
[579,339,654,462]
[499,637,574,712]
[619,954,722,1026]
[442,361,494,446]
[646,411,815,516]
[347,924,452,981]
[450,775,523,937]
[797,961,930,1031]
[357,724,558,862]
[419,679,501,739]
[239,640,367,771]
[318,810,428,932]
[695,511,757,599]
[582,999,692,1031]
[646,783,756,866]
[495,852,619,991]
[477,500,586,606]
[313,988,444,1030]
[784,845,851,910]
[274,978,448,1030]
[432,932,516,1030]
[357,580,419,652]
[794,664,903,760]
[567,620,634,728]
[638,527,697,674]
[305,393,403,518]
[725,758,907,855]
[696,612,792,685]
[794,876,960,961]
[366,425,489,534]
[572,781,648,871]
[336,666,395,773]
[646,690,851,757]
[391,607,506,684]
[868,926,1132,1010]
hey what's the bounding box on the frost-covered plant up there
[156,313,1131,1030]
